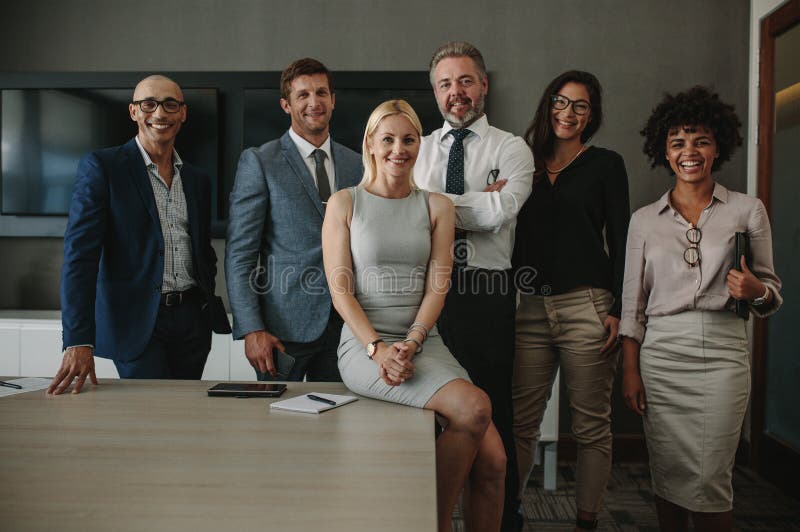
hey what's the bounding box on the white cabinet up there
[201,332,231,381]
[0,323,20,376]
[20,321,64,377]
[229,338,256,380]
[0,314,233,381]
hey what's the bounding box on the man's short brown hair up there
[280,58,333,100]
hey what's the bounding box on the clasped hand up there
[374,342,415,386]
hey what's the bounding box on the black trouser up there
[257,311,343,382]
[114,288,212,379]
[437,268,521,531]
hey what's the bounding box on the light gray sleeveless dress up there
[337,187,470,408]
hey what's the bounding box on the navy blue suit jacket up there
[61,138,217,362]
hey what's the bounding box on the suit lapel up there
[124,138,162,233]
[280,132,325,219]
[331,141,358,191]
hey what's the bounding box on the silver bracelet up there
[408,322,429,340]
[403,337,423,353]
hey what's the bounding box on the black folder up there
[734,232,750,320]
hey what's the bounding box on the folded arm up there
[443,137,533,233]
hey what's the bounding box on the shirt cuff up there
[63,344,94,354]
[618,320,645,345]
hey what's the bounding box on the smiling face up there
[280,73,335,145]
[666,125,719,185]
[550,81,592,143]
[368,114,420,183]
[129,76,186,152]
[432,56,487,128]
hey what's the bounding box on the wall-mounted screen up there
[0,72,436,236]
[1,88,218,216]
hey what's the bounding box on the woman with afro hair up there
[619,86,782,531]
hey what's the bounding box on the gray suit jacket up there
[226,131,362,341]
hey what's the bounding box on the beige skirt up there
[640,310,749,512]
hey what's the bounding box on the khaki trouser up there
[512,288,618,513]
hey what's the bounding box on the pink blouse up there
[620,182,783,344]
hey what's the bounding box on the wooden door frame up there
[753,0,800,499]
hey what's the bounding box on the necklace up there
[546,144,586,175]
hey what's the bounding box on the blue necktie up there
[446,128,470,195]
[446,128,471,266]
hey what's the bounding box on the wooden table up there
[0,380,437,531]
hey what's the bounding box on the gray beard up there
[441,97,485,129]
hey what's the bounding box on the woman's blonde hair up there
[360,99,423,188]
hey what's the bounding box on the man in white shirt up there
[415,41,534,532]
[226,58,362,382]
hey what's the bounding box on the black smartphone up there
[207,383,287,397]
[274,350,296,380]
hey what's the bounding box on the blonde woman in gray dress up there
[621,86,782,532]
[323,99,506,532]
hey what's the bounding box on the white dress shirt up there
[288,128,336,192]
[415,115,534,270]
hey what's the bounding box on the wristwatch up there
[752,286,770,306]
[366,338,384,359]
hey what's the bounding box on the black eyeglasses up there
[486,169,500,185]
[131,98,185,113]
[684,225,702,267]
[550,94,591,115]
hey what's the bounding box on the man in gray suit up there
[226,58,362,381]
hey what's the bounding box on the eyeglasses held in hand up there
[132,98,185,113]
[550,94,591,115]
[684,225,702,267]
[486,169,500,185]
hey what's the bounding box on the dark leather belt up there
[160,286,203,307]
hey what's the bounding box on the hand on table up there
[47,346,97,395]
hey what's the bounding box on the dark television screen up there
[242,88,443,154]
[1,88,218,215]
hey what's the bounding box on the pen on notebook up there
[307,394,336,406]
[0,381,22,390]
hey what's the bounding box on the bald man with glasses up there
[50,74,228,395]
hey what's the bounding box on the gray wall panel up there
[0,0,751,436]
[0,0,750,310]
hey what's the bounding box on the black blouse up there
[512,146,630,317]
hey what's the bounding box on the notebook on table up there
[270,392,358,414]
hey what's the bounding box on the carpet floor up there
[453,462,800,531]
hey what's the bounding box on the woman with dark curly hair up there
[511,71,630,531]
[620,86,782,531]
